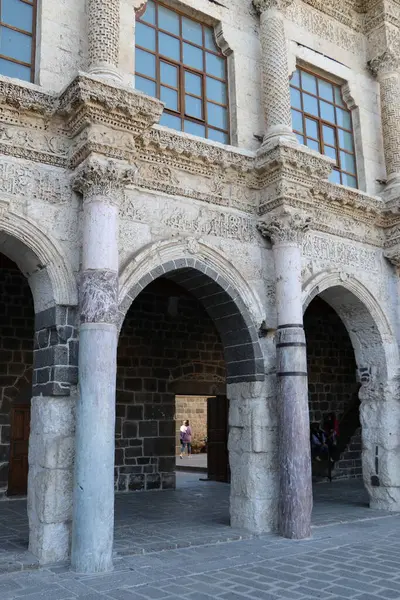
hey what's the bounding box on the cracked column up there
[71,157,136,573]
[87,0,122,81]
[259,213,312,539]
[253,0,296,146]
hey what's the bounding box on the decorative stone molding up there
[0,78,57,116]
[72,156,137,205]
[253,0,293,12]
[384,248,400,266]
[368,50,400,78]
[87,0,122,81]
[258,212,311,245]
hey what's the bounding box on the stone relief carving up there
[258,212,311,245]
[0,159,70,205]
[72,157,137,204]
[0,124,69,167]
[253,0,294,13]
[303,234,380,273]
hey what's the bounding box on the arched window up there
[135,0,230,144]
[0,0,37,82]
[290,67,358,189]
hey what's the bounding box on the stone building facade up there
[0,0,399,575]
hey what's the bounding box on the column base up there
[262,125,298,149]
[88,62,123,83]
[369,487,400,512]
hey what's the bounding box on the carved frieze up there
[0,159,70,205]
[303,234,380,273]
[0,124,69,168]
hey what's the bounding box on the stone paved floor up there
[175,454,207,470]
[0,473,399,598]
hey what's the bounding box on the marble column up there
[253,0,296,146]
[369,53,400,197]
[259,213,312,539]
[71,157,136,573]
[87,0,122,81]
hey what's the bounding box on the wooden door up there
[207,395,230,483]
[8,405,30,496]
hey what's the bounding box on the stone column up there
[71,157,136,573]
[87,0,122,81]
[253,0,296,146]
[369,53,400,197]
[28,306,78,564]
[259,213,312,539]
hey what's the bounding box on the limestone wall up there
[175,395,208,454]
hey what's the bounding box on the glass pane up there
[183,42,203,70]
[141,0,156,25]
[206,77,226,104]
[184,120,206,137]
[334,86,345,107]
[160,112,181,130]
[0,27,32,63]
[159,32,180,61]
[135,75,156,97]
[338,129,354,152]
[291,109,303,133]
[306,138,319,151]
[158,5,179,35]
[301,71,317,94]
[185,71,202,96]
[290,87,301,110]
[320,100,335,123]
[208,128,229,144]
[206,52,225,78]
[318,79,333,102]
[291,69,300,87]
[0,57,30,81]
[340,151,356,174]
[207,102,228,129]
[161,86,178,111]
[2,0,33,32]
[161,62,178,87]
[185,95,202,118]
[323,145,337,161]
[204,27,218,51]
[342,173,357,188]
[182,17,202,45]
[322,125,335,146]
[136,22,156,51]
[135,48,156,78]
[302,93,318,116]
[329,169,341,184]
[336,107,351,129]
[296,133,304,144]
[305,117,318,139]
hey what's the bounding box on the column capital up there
[384,248,400,267]
[369,49,400,79]
[258,212,311,245]
[253,0,293,14]
[72,157,137,205]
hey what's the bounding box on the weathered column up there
[87,0,122,81]
[253,0,296,146]
[259,213,312,539]
[28,306,78,564]
[71,157,136,573]
[369,52,400,198]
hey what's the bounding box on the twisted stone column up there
[88,0,122,81]
[259,213,312,539]
[71,157,136,573]
[253,0,296,146]
[369,52,400,197]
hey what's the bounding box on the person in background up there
[180,419,192,459]
[310,422,328,461]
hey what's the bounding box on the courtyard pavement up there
[0,474,399,598]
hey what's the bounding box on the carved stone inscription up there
[0,160,70,204]
[303,234,379,273]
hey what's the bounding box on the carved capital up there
[384,248,400,267]
[253,0,293,13]
[72,156,137,204]
[368,49,400,77]
[258,212,311,245]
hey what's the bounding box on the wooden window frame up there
[0,0,37,83]
[290,66,358,188]
[135,0,230,143]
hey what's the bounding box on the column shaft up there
[378,71,400,187]
[87,0,121,80]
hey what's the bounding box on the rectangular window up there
[135,0,230,144]
[0,0,37,82]
[290,67,358,189]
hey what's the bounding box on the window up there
[290,67,357,189]
[0,0,36,82]
[135,0,230,144]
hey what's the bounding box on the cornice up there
[0,76,56,116]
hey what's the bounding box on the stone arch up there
[119,239,265,385]
[0,211,77,311]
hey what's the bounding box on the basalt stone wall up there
[304,296,362,479]
[116,278,225,492]
[0,254,34,495]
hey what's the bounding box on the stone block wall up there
[116,278,225,492]
[0,254,34,495]
[175,395,208,454]
[304,297,362,479]
[334,428,363,480]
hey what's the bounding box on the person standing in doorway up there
[180,419,192,458]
